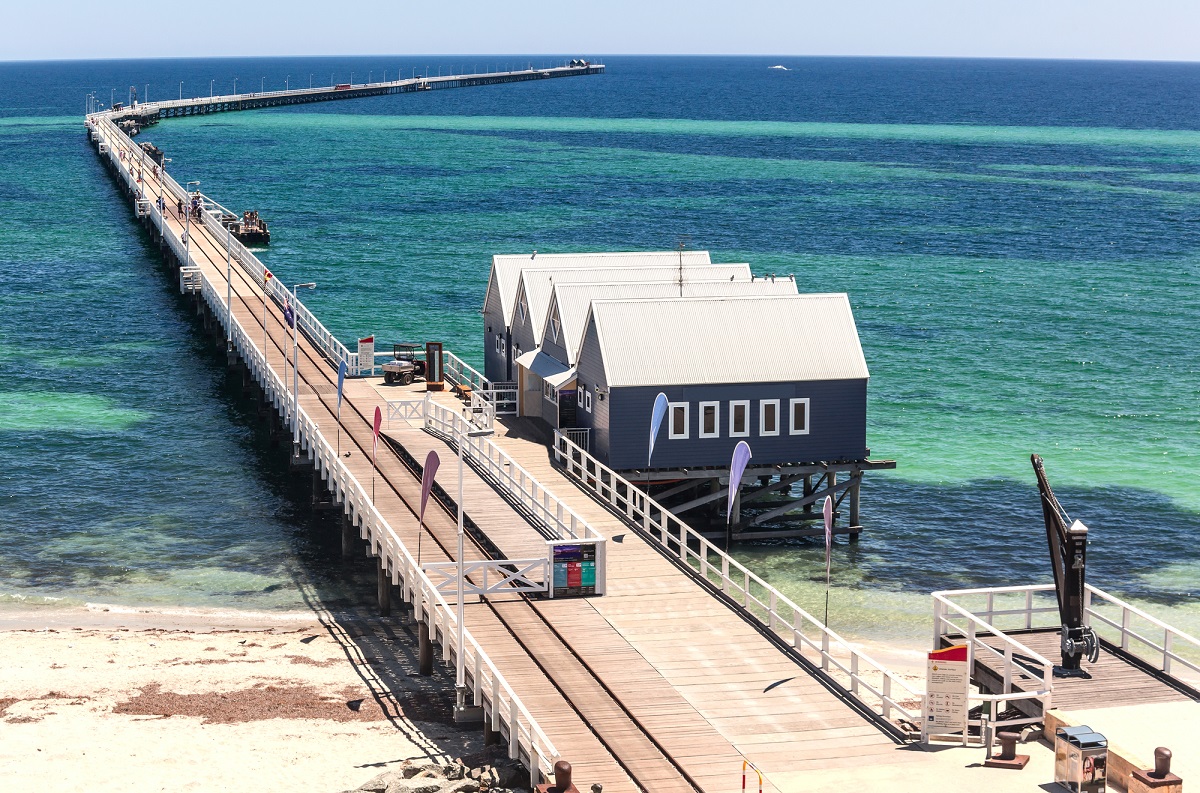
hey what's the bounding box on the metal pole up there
[292,284,299,451]
[457,421,466,710]
[179,81,182,100]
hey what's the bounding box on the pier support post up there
[418,620,434,676]
[376,557,391,617]
[483,719,499,746]
[848,473,862,543]
[803,475,813,515]
[341,513,355,558]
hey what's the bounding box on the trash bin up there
[1055,725,1108,793]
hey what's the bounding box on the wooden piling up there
[418,620,433,676]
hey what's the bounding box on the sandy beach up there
[0,605,485,793]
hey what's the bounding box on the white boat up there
[769,65,789,70]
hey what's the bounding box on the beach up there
[0,605,485,793]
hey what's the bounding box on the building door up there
[558,389,577,428]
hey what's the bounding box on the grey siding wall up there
[603,379,868,471]
[510,297,538,362]
[539,304,571,364]
[573,321,610,460]
[482,285,508,382]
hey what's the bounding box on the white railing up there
[423,559,549,597]
[444,350,491,393]
[479,383,518,415]
[386,398,426,424]
[468,390,497,430]
[561,428,590,453]
[931,585,1057,737]
[1086,585,1200,678]
[179,266,202,294]
[93,118,558,782]
[552,430,920,725]
[427,403,605,543]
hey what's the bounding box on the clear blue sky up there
[5,0,1199,62]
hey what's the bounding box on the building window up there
[518,299,527,321]
[514,345,522,359]
[495,334,502,354]
[543,381,558,404]
[668,402,689,439]
[583,388,593,413]
[550,317,561,342]
[760,399,780,436]
[699,401,719,438]
[789,398,810,435]
[729,400,749,438]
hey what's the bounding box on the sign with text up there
[551,543,596,598]
[358,336,374,376]
[924,645,970,738]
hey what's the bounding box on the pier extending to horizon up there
[93,63,605,134]
[83,72,1200,792]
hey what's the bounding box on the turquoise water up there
[1,57,1197,645]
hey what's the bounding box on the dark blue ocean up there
[1,56,1197,643]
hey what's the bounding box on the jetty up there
[83,73,1200,792]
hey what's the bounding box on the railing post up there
[882,675,892,719]
[1121,607,1131,651]
[1164,630,1174,675]
[850,654,860,695]
[1025,590,1033,630]
[821,631,830,671]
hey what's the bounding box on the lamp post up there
[210,79,214,99]
[179,81,183,100]
[309,73,313,89]
[184,180,200,270]
[291,282,317,457]
[285,75,289,90]
[233,77,238,95]
[225,222,234,352]
[111,88,115,107]
[261,77,265,93]
[457,423,494,712]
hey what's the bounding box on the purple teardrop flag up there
[823,495,833,585]
[372,406,382,467]
[420,450,440,526]
[726,441,752,522]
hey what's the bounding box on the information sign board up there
[924,644,970,738]
[358,336,374,376]
[551,543,596,598]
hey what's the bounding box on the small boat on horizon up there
[769,65,789,70]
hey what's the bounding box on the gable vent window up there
[760,399,780,437]
[551,317,561,342]
[789,398,809,435]
[729,400,749,438]
[699,401,719,438]
[518,300,527,321]
[668,402,689,440]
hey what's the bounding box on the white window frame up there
[759,399,780,437]
[789,398,810,435]
[668,402,689,440]
[550,317,561,343]
[729,400,750,438]
[518,299,527,322]
[698,401,720,439]
[583,388,593,413]
[543,380,558,404]
[495,334,502,355]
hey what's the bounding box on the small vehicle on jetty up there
[382,343,426,385]
[220,210,270,246]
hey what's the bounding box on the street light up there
[291,282,316,457]
[184,180,200,271]
[285,75,289,90]
[309,73,314,89]
[261,77,265,93]
[233,77,238,94]
[225,221,234,352]
[179,81,183,100]
[210,79,214,99]
[457,423,493,714]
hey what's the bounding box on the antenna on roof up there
[676,236,691,297]
[531,250,537,259]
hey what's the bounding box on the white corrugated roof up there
[488,251,713,326]
[515,348,570,379]
[549,277,799,364]
[517,263,752,340]
[588,294,869,387]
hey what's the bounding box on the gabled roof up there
[516,263,752,341]
[547,277,799,365]
[485,250,713,327]
[585,294,869,387]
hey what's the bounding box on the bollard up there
[1130,746,1182,792]
[535,760,579,793]
[418,620,433,676]
[983,731,1029,770]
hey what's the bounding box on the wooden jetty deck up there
[944,628,1200,713]
[86,95,939,792]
